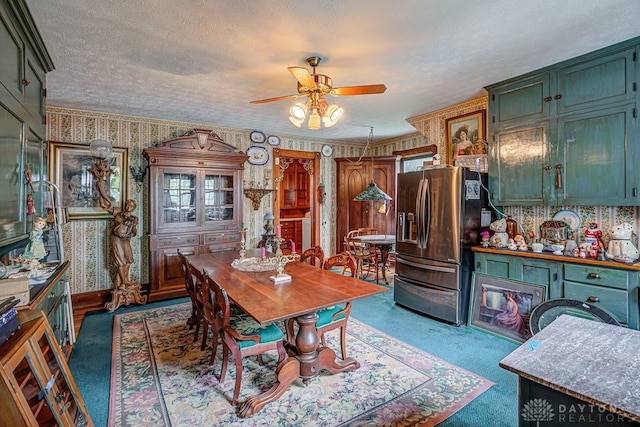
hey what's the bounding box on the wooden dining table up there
[187,249,388,417]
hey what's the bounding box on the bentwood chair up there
[178,249,203,342]
[299,245,324,267]
[286,251,357,360]
[345,237,379,282]
[203,274,286,405]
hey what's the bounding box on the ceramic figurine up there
[606,222,639,261]
[489,218,509,248]
[507,238,517,250]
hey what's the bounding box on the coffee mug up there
[532,243,544,253]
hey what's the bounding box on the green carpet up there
[108,302,493,426]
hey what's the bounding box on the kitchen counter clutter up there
[500,314,640,425]
[473,246,640,329]
[473,246,640,271]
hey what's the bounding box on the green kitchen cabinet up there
[474,250,640,329]
[474,251,560,298]
[486,41,639,206]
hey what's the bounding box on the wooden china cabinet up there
[144,129,248,301]
[334,156,399,253]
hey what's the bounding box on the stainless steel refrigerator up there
[394,165,492,325]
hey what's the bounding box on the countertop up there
[499,314,640,422]
[472,245,640,271]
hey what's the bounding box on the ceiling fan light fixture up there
[289,115,303,127]
[290,103,307,120]
[323,104,343,127]
[308,109,321,130]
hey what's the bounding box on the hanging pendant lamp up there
[353,127,392,202]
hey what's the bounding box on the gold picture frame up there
[445,110,486,164]
[48,141,128,220]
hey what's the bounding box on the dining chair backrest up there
[323,251,357,277]
[204,272,232,332]
[177,250,195,298]
[300,245,324,267]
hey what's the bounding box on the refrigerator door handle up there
[415,178,424,247]
[397,257,457,274]
[423,178,430,248]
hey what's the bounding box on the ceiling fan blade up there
[330,84,387,96]
[288,66,317,89]
[250,94,301,104]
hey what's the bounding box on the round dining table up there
[352,234,395,284]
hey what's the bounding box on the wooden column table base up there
[238,312,360,418]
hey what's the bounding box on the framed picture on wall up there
[445,110,486,164]
[48,141,128,220]
[469,273,546,343]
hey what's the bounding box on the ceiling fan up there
[250,56,387,129]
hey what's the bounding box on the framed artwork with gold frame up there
[445,110,487,164]
[48,141,128,220]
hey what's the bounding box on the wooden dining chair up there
[177,249,203,342]
[286,251,356,360]
[345,238,379,282]
[203,274,286,405]
[299,245,324,267]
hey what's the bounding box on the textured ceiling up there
[27,0,640,143]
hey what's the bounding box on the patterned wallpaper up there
[46,107,396,294]
[47,100,639,295]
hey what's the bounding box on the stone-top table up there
[500,314,640,426]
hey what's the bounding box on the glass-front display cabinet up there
[144,129,248,301]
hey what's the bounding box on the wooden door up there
[335,156,398,254]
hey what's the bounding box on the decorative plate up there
[552,209,580,232]
[267,135,280,146]
[250,130,266,143]
[246,146,269,166]
[322,145,333,157]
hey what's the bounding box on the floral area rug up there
[109,303,492,426]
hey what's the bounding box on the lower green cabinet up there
[474,250,639,329]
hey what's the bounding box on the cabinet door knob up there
[554,94,563,100]
[544,96,552,102]
[587,272,601,279]
[22,79,30,86]
[587,296,600,303]
[544,165,552,171]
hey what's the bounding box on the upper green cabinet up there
[486,41,639,206]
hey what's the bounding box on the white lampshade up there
[308,109,321,130]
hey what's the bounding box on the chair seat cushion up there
[317,305,346,327]
[230,317,284,349]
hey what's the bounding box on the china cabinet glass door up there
[204,173,234,223]
[162,171,196,226]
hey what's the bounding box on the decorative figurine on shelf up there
[26,193,35,216]
[514,234,528,251]
[606,222,639,262]
[480,231,490,248]
[584,221,604,248]
[21,217,48,262]
[489,218,509,248]
[507,238,518,250]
